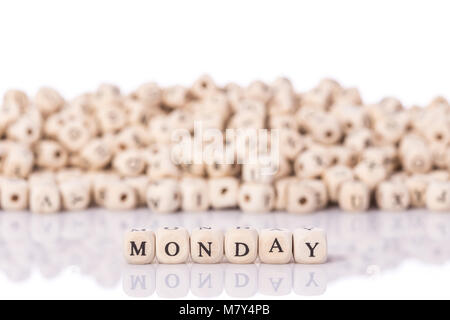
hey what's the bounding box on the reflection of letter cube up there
[225,227,258,264]
[156,227,190,264]
[259,228,292,264]
[123,229,155,264]
[190,227,224,264]
[293,227,327,264]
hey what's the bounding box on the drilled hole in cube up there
[11,194,19,202]
[435,133,443,141]
[118,143,126,151]
[220,187,228,195]
[298,197,308,205]
[201,82,208,89]
[120,193,128,202]
[54,150,61,158]
[325,130,333,138]
[244,194,251,202]
[346,122,353,130]
[26,128,33,136]
[331,157,338,165]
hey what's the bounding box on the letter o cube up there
[156,227,190,264]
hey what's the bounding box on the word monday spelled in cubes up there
[124,226,327,264]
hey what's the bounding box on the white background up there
[0,0,449,106]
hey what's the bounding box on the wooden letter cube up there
[30,184,61,214]
[156,226,190,264]
[293,227,327,264]
[225,226,258,264]
[258,228,292,264]
[146,178,181,213]
[123,229,156,264]
[238,183,275,213]
[0,178,28,211]
[208,177,239,209]
[190,227,224,264]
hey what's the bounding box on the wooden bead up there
[113,149,146,177]
[191,74,217,99]
[300,88,331,110]
[345,128,373,153]
[104,181,137,210]
[162,85,188,109]
[124,229,156,264]
[97,104,127,134]
[353,161,387,191]
[259,228,292,264]
[113,126,149,152]
[146,179,181,213]
[246,81,272,104]
[293,227,327,264]
[425,181,450,211]
[333,87,362,106]
[208,177,239,209]
[156,226,190,264]
[2,144,34,178]
[274,177,297,211]
[278,129,304,160]
[0,178,28,211]
[327,146,358,167]
[238,182,275,213]
[332,105,369,134]
[376,181,410,211]
[35,140,68,170]
[3,89,29,110]
[30,183,61,214]
[269,114,298,131]
[145,144,180,180]
[294,149,329,179]
[123,175,150,206]
[286,180,319,214]
[180,177,209,212]
[148,114,172,144]
[322,165,354,202]
[133,82,162,107]
[309,113,342,145]
[190,227,224,264]
[34,87,65,117]
[59,179,91,211]
[225,226,259,264]
[405,175,428,208]
[7,117,41,145]
[80,138,112,170]
[302,179,328,209]
[92,172,120,206]
[338,180,370,212]
[58,120,91,152]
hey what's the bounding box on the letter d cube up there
[225,226,258,264]
[124,229,156,264]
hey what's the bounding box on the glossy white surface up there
[0,208,449,299]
